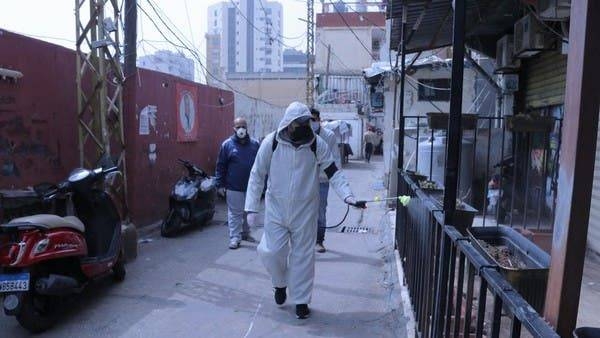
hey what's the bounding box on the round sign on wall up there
[179,91,195,134]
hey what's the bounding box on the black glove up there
[345,196,367,209]
[354,200,367,209]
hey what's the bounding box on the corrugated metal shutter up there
[588,117,600,254]
[524,51,567,109]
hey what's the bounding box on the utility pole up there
[75,0,126,180]
[324,44,331,91]
[306,0,315,107]
[124,0,137,78]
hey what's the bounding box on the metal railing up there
[400,115,563,232]
[396,174,559,337]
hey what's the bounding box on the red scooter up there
[0,166,127,333]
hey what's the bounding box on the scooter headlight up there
[33,238,50,255]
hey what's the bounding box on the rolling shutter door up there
[524,51,567,109]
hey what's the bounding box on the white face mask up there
[235,127,247,138]
[310,121,320,132]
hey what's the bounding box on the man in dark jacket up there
[215,117,260,249]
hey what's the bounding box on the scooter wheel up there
[16,292,58,333]
[161,210,181,238]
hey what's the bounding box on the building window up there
[265,58,272,65]
[214,10,217,16]
[417,79,451,101]
[214,20,217,26]
[265,48,272,55]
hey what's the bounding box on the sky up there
[0,0,321,82]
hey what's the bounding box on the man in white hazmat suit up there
[245,102,365,319]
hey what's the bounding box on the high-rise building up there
[282,48,307,73]
[206,0,284,81]
[138,50,195,81]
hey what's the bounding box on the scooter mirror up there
[68,168,91,183]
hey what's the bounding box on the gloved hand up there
[344,196,367,209]
[217,188,226,198]
[247,212,258,228]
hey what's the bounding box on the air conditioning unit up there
[495,35,520,74]
[538,0,571,21]
[514,14,551,58]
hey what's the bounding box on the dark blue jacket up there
[215,135,260,192]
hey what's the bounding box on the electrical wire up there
[405,80,446,114]
[406,75,451,91]
[228,0,300,49]
[328,0,377,60]
[137,2,284,108]
[316,38,354,73]
[257,0,307,41]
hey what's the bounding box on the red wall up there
[0,30,79,187]
[126,69,233,225]
[0,30,234,226]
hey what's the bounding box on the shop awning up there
[387,0,523,58]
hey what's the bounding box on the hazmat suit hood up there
[276,102,315,146]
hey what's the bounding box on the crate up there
[468,226,550,313]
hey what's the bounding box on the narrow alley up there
[0,157,410,337]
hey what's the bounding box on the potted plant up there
[468,226,550,313]
[426,112,478,130]
[403,170,428,183]
[431,196,478,234]
[506,114,555,133]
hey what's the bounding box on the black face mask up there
[289,125,312,142]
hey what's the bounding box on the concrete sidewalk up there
[127,156,409,337]
[0,156,410,337]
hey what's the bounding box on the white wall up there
[316,27,374,72]
[402,66,477,120]
[234,93,284,140]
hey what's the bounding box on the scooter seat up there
[8,214,85,233]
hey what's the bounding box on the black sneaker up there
[242,234,257,243]
[296,304,310,319]
[274,287,287,305]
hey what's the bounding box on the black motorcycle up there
[161,159,216,237]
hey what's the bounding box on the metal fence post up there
[433,0,466,335]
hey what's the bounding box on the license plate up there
[0,273,30,292]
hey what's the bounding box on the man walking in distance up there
[215,117,260,249]
[363,126,377,163]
